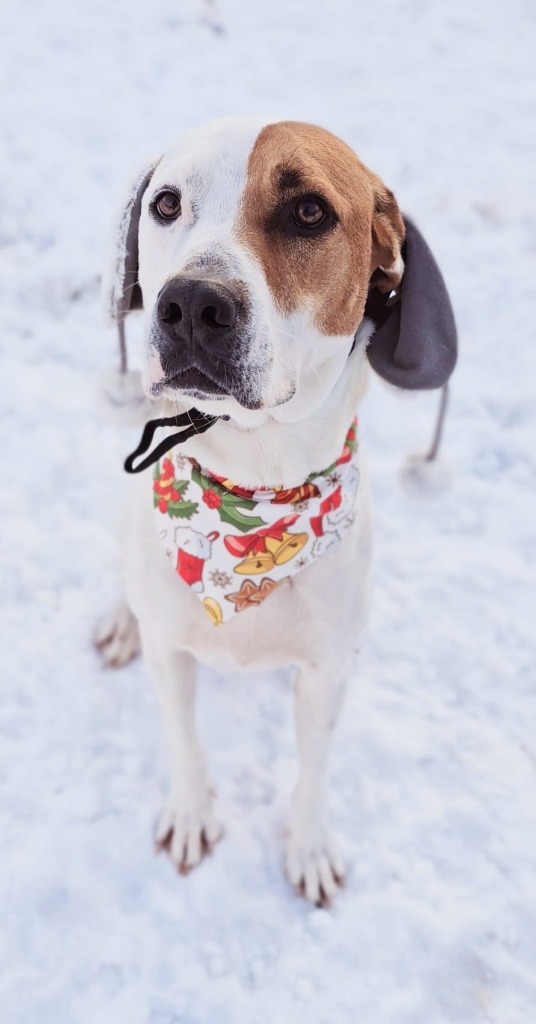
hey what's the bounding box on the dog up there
[95,118,456,905]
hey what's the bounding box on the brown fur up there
[238,121,405,336]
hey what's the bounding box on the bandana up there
[153,419,359,625]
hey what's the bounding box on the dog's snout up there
[157,278,238,345]
[152,274,257,404]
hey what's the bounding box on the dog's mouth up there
[149,363,296,413]
[151,367,229,400]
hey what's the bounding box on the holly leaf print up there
[191,465,266,531]
[216,502,266,531]
[166,500,199,519]
[191,466,225,495]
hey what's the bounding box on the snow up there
[1,0,535,1021]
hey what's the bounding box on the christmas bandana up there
[153,419,359,625]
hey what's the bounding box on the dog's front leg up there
[141,637,223,873]
[286,659,350,905]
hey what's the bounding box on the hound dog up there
[96,118,456,905]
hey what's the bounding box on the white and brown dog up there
[96,118,456,905]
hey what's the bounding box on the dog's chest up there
[125,442,373,672]
[151,421,360,626]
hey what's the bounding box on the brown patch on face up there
[238,121,405,336]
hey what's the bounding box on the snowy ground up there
[1,1,535,1021]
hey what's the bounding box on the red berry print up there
[202,489,222,509]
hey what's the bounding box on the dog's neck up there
[163,346,369,489]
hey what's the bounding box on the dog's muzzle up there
[154,276,246,399]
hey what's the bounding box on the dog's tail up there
[400,385,453,498]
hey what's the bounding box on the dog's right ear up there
[104,160,160,325]
[365,216,457,390]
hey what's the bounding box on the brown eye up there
[293,196,326,228]
[154,191,181,221]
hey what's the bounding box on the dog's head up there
[106,118,456,423]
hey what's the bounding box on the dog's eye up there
[153,191,181,222]
[292,196,327,229]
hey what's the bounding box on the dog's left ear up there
[365,200,457,390]
[99,160,161,423]
[104,160,160,326]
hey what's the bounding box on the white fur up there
[380,253,404,283]
[103,160,159,324]
[100,118,383,903]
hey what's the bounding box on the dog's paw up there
[93,602,141,668]
[155,793,223,874]
[285,822,345,906]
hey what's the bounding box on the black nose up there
[157,277,238,346]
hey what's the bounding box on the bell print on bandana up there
[154,419,359,625]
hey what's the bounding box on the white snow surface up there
[1,1,535,1021]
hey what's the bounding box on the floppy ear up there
[365,215,457,390]
[104,160,160,325]
[369,187,405,295]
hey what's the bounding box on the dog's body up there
[97,118,456,904]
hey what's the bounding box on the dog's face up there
[130,118,405,424]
